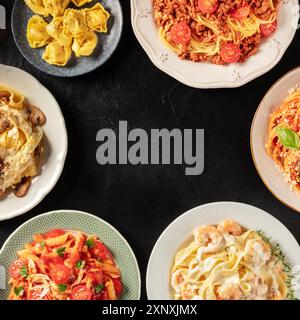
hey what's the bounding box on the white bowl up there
[131,0,299,88]
[146,201,300,299]
[0,64,68,220]
[251,67,300,212]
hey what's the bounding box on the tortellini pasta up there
[26,16,52,48]
[24,0,48,17]
[84,3,110,33]
[46,17,72,46]
[43,0,70,17]
[25,1,110,67]
[72,31,98,57]
[71,0,93,6]
[63,9,87,36]
[42,41,72,66]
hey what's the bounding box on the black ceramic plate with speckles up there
[11,0,123,77]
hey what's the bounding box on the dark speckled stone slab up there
[11,0,123,77]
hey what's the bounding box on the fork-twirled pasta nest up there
[25,0,110,66]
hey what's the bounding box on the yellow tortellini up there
[72,31,98,57]
[46,17,73,46]
[42,41,72,66]
[25,0,48,17]
[44,0,70,17]
[24,1,110,67]
[84,3,110,33]
[26,16,52,48]
[71,0,93,6]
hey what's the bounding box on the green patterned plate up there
[0,210,141,300]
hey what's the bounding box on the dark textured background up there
[0,0,300,300]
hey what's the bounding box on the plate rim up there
[11,0,124,77]
[0,209,142,300]
[250,66,300,213]
[0,64,68,220]
[146,201,300,300]
[130,0,299,89]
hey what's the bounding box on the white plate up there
[131,0,299,88]
[0,64,68,220]
[251,67,300,212]
[146,201,300,300]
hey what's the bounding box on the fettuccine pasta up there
[171,220,292,300]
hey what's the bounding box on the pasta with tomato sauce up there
[266,88,300,192]
[153,0,280,64]
[8,229,123,300]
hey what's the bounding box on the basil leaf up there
[57,284,67,293]
[76,260,85,269]
[14,286,24,297]
[19,266,28,278]
[95,284,104,294]
[86,238,95,249]
[276,127,300,150]
[56,247,66,257]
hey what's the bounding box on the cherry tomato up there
[44,229,65,239]
[170,22,192,45]
[90,241,113,261]
[49,264,72,284]
[9,259,26,280]
[260,20,277,37]
[28,287,48,300]
[87,269,104,285]
[71,285,92,300]
[41,255,64,265]
[231,4,251,20]
[198,0,219,14]
[220,42,241,63]
[112,278,123,298]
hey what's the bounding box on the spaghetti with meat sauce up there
[153,0,280,64]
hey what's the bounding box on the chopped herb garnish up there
[95,284,104,294]
[76,260,85,269]
[14,286,24,297]
[40,241,45,249]
[56,247,66,257]
[257,230,298,300]
[57,284,67,293]
[19,266,28,278]
[86,238,95,249]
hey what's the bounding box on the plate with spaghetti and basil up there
[131,0,299,88]
[251,67,300,212]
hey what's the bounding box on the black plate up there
[11,0,123,77]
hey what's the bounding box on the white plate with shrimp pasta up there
[146,202,300,300]
[131,0,299,88]
[251,67,300,212]
[0,64,67,220]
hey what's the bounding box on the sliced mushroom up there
[13,177,32,197]
[0,112,12,133]
[27,105,46,127]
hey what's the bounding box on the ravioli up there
[24,0,48,16]
[26,16,52,49]
[84,3,110,33]
[63,9,87,36]
[71,0,93,6]
[44,0,70,17]
[42,41,72,66]
[72,31,97,57]
[46,17,73,46]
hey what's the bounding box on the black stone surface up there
[0,0,300,300]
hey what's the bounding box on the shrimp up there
[216,284,243,300]
[217,219,243,236]
[193,225,224,253]
[244,239,271,266]
[171,269,185,293]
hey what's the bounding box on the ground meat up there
[152,0,280,64]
